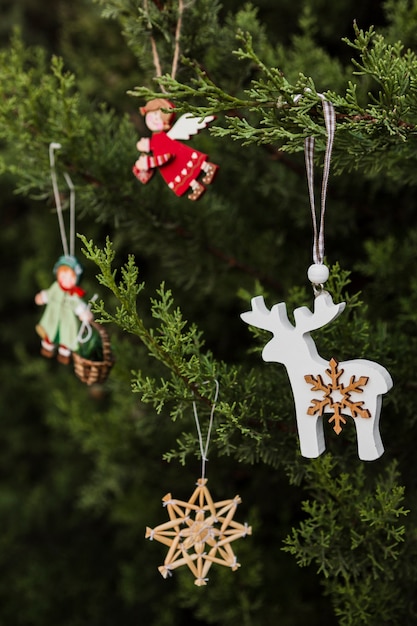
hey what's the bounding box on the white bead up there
[307,263,329,284]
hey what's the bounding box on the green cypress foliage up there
[1,1,417,624]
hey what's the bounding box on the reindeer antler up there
[293,291,345,333]
[241,296,293,333]
[241,292,345,335]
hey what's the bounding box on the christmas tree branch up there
[130,23,417,173]
[80,236,215,406]
[79,236,293,464]
[283,456,409,624]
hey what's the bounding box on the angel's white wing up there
[167,113,215,141]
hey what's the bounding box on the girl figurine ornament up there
[35,255,92,364]
[35,143,93,366]
[133,98,219,201]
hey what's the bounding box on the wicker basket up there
[73,321,114,385]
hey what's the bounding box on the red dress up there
[148,132,208,196]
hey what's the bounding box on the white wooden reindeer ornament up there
[241,94,392,461]
[241,290,393,461]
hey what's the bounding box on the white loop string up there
[192,380,219,480]
[77,294,98,344]
[295,93,336,265]
[49,143,76,257]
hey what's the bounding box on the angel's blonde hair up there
[139,98,175,130]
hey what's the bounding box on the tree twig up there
[171,0,184,80]
[143,0,165,90]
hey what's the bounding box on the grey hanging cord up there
[49,143,76,257]
[294,93,336,265]
[192,380,219,480]
[305,99,336,265]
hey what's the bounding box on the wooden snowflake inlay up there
[145,478,252,586]
[305,357,371,434]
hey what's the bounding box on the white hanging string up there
[192,380,219,480]
[294,93,336,265]
[49,143,76,257]
[76,293,98,345]
[63,172,76,258]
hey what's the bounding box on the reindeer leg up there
[353,396,384,461]
[295,405,326,458]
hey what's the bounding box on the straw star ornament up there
[146,477,251,586]
[146,381,252,585]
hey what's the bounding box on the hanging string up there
[305,98,335,265]
[63,172,75,258]
[294,93,336,265]
[192,380,219,480]
[49,143,76,257]
[76,293,98,345]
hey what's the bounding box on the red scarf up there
[59,284,86,297]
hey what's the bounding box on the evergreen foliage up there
[1,1,417,624]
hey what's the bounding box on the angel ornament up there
[133,98,219,201]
